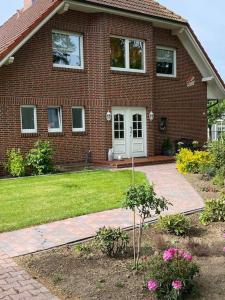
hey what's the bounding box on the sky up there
[0,0,225,80]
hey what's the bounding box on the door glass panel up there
[133,114,142,138]
[114,114,124,139]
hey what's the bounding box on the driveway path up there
[0,163,204,258]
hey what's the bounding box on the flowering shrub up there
[147,248,199,300]
[176,148,211,175]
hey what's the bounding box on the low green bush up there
[26,140,54,175]
[157,214,191,236]
[146,248,199,300]
[200,194,225,225]
[94,227,129,257]
[207,138,225,170]
[212,166,225,187]
[5,148,25,177]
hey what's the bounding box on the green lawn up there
[0,170,147,233]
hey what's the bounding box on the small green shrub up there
[207,138,225,170]
[146,248,199,300]
[200,194,225,225]
[157,214,191,236]
[94,227,129,257]
[5,148,25,177]
[176,148,212,175]
[212,166,225,187]
[26,140,54,175]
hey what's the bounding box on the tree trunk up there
[133,210,136,267]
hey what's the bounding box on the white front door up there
[112,107,147,159]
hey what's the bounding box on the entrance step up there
[94,156,175,169]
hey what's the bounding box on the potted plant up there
[161,137,174,156]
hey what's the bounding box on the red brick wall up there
[0,10,207,174]
[153,28,207,154]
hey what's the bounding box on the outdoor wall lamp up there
[149,111,155,122]
[106,110,112,122]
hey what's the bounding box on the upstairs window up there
[20,106,37,133]
[110,36,145,72]
[72,107,85,132]
[52,30,84,69]
[48,107,62,132]
[156,47,176,77]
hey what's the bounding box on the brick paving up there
[0,251,58,300]
[0,163,204,258]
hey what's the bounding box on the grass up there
[0,170,147,233]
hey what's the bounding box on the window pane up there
[156,48,174,75]
[110,37,125,68]
[48,108,60,129]
[21,107,35,130]
[129,40,144,70]
[72,108,83,129]
[53,32,81,67]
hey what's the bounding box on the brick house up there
[0,0,225,171]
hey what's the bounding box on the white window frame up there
[110,35,146,73]
[156,46,177,78]
[20,105,37,134]
[72,106,85,132]
[52,29,84,70]
[48,106,63,133]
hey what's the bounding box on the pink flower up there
[223,247,225,252]
[172,280,183,290]
[163,248,178,261]
[147,279,158,291]
[182,252,193,261]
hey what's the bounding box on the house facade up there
[0,0,225,172]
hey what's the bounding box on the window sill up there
[52,66,87,74]
[21,133,39,138]
[110,70,149,77]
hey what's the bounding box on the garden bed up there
[16,214,225,300]
[185,173,222,202]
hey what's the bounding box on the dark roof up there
[84,0,186,23]
[0,0,62,61]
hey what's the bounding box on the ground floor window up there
[20,105,37,133]
[48,107,62,132]
[72,107,85,132]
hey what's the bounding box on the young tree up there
[208,100,225,140]
[123,184,170,269]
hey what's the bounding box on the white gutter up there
[0,1,65,67]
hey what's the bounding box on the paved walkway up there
[0,163,204,258]
[0,251,58,300]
